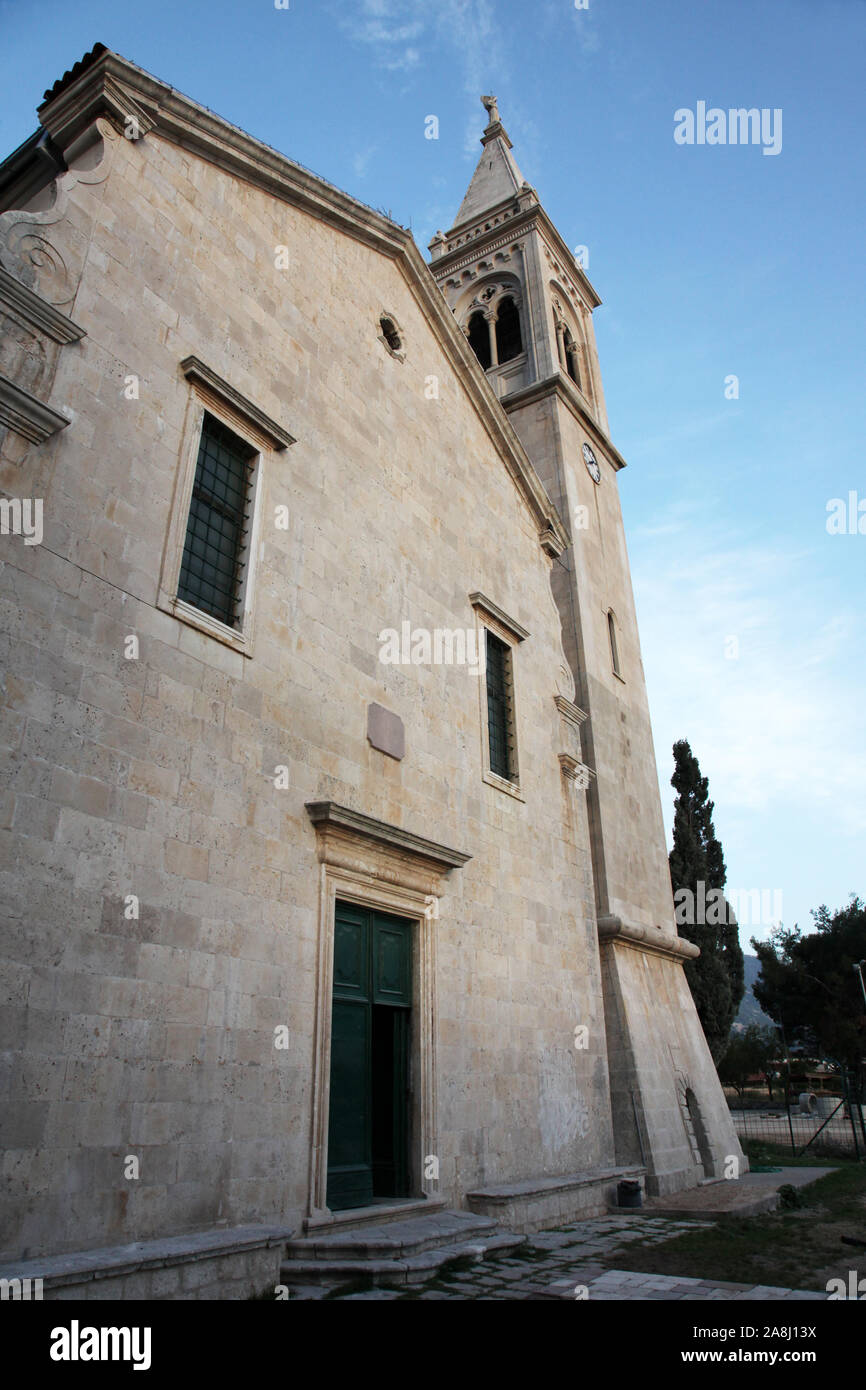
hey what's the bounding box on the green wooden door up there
[326,902,412,1211]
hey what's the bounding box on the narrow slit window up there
[177,412,257,628]
[608,610,621,678]
[485,629,517,781]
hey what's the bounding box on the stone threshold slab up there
[303,1197,446,1235]
[289,1210,503,1258]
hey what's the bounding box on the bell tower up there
[430,98,746,1196]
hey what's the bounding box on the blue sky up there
[2,0,864,946]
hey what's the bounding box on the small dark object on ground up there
[617,1179,642,1208]
[841,1235,866,1248]
[778,1184,807,1209]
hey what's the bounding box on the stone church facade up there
[0,46,743,1297]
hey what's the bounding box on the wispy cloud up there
[381,47,421,72]
[339,0,510,155]
[341,0,424,74]
[632,527,866,841]
[539,0,601,56]
[570,5,601,56]
[352,145,378,179]
[627,410,736,459]
[432,0,508,152]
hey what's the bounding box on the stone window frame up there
[560,323,581,388]
[470,592,528,802]
[607,607,625,683]
[461,282,527,374]
[551,286,592,405]
[378,312,405,361]
[157,357,294,657]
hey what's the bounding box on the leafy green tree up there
[718,1025,777,1102]
[669,739,745,1061]
[752,896,866,1071]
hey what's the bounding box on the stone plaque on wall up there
[367,702,405,760]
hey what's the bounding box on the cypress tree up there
[669,739,744,1061]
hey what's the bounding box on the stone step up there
[284,1209,510,1261]
[467,1164,645,1232]
[303,1197,447,1236]
[280,1230,524,1286]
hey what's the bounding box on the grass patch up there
[598,1160,866,1290]
[741,1139,840,1168]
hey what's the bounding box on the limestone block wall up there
[502,293,744,1202]
[601,941,746,1195]
[0,115,615,1260]
[509,394,679,938]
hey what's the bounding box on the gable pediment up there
[1,45,568,560]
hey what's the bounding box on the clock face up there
[583,442,601,484]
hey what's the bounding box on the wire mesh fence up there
[731,1091,866,1158]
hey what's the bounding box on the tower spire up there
[450,94,527,227]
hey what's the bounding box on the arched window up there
[467,310,492,369]
[495,296,523,364]
[562,326,580,387]
[607,610,621,679]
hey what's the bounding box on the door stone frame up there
[304,802,471,1222]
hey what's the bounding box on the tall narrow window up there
[467,310,492,369]
[485,630,517,781]
[495,296,523,364]
[607,610,621,679]
[177,412,257,627]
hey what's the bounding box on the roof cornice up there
[34,49,408,257]
[502,375,628,472]
[0,267,85,343]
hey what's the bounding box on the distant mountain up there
[731,953,774,1032]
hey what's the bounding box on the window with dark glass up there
[495,296,523,364]
[177,412,256,627]
[485,629,516,781]
[467,310,492,369]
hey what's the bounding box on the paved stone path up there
[541,1270,823,1301]
[284,1213,826,1300]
